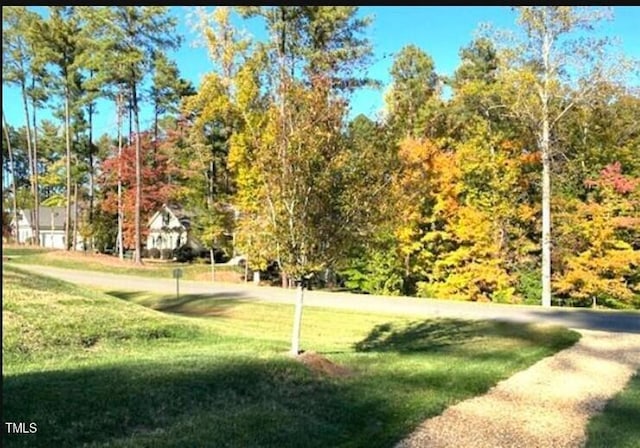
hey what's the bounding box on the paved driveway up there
[10,264,640,333]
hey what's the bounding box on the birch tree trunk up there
[290,282,304,356]
[540,11,552,308]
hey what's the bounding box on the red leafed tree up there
[100,132,176,249]
[584,161,639,195]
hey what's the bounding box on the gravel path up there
[396,329,640,448]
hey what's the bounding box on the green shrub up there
[516,266,542,305]
[149,248,161,259]
[173,245,195,263]
[160,248,173,260]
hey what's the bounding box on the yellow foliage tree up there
[554,162,640,308]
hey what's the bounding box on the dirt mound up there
[296,351,353,378]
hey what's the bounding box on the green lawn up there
[3,246,243,281]
[586,371,640,448]
[2,246,54,257]
[3,264,580,448]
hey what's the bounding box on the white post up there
[290,283,304,356]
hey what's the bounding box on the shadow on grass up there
[106,290,251,318]
[354,318,579,354]
[1,355,476,448]
[2,317,581,448]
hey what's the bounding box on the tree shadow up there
[2,321,581,448]
[354,318,481,353]
[2,356,448,448]
[106,290,252,318]
[353,318,580,355]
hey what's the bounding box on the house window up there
[162,211,170,227]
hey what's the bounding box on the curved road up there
[9,264,640,333]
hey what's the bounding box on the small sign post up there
[173,268,183,299]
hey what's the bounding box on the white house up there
[147,203,204,252]
[12,205,83,250]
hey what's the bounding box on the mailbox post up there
[173,268,183,299]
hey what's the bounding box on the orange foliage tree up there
[99,132,176,249]
[393,126,540,303]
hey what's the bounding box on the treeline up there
[2,7,639,308]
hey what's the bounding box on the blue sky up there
[3,6,639,138]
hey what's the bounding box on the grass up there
[2,246,53,257]
[585,371,640,448]
[3,263,581,448]
[3,245,244,281]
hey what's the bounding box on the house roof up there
[165,203,195,221]
[149,202,239,232]
[150,203,194,230]
[18,205,77,230]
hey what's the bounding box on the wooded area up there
[3,6,639,310]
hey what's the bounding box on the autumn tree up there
[232,6,375,355]
[79,6,180,263]
[100,133,175,250]
[494,6,632,307]
[178,7,251,272]
[555,163,640,308]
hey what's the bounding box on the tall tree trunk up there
[153,104,159,165]
[88,100,95,244]
[132,81,143,265]
[72,182,79,250]
[19,84,36,245]
[116,92,124,260]
[31,92,41,247]
[540,19,552,308]
[541,123,552,308]
[290,282,304,356]
[64,89,72,251]
[2,110,19,244]
[87,70,95,234]
[128,95,133,141]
